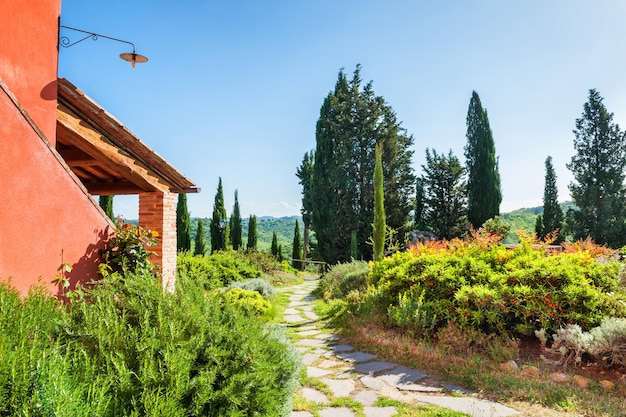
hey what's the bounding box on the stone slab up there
[321,377,355,398]
[354,390,378,406]
[363,407,398,417]
[301,387,328,403]
[297,329,321,337]
[353,361,397,374]
[331,344,354,352]
[336,351,377,363]
[315,333,340,341]
[284,308,300,315]
[396,383,442,392]
[378,366,426,386]
[290,412,314,417]
[441,384,477,395]
[307,366,333,377]
[304,311,319,320]
[301,352,321,365]
[360,375,385,391]
[318,359,346,369]
[297,338,327,347]
[284,315,305,323]
[415,395,522,417]
[319,408,355,417]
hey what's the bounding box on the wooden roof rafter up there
[56,78,199,196]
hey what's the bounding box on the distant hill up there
[500,201,574,243]
[189,215,302,253]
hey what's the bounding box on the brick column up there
[139,191,177,292]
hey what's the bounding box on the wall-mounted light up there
[59,24,148,68]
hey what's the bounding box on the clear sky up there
[58,1,626,220]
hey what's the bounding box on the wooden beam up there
[58,148,101,167]
[57,104,170,193]
[83,180,144,195]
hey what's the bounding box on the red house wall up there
[0,1,114,295]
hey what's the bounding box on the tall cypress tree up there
[229,190,242,250]
[210,178,227,253]
[292,220,302,269]
[541,156,564,242]
[176,194,191,252]
[99,195,114,221]
[422,149,469,240]
[247,215,258,252]
[296,151,314,270]
[372,143,386,262]
[271,232,279,259]
[566,89,626,247]
[414,178,427,231]
[310,65,414,264]
[194,219,206,256]
[465,91,501,229]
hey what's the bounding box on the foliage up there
[0,270,301,417]
[100,221,158,275]
[228,277,275,299]
[567,89,626,248]
[310,65,415,264]
[540,156,564,242]
[465,90,501,229]
[193,218,206,256]
[361,235,626,336]
[414,177,428,231]
[177,251,262,290]
[296,151,314,268]
[176,193,191,252]
[481,216,511,242]
[222,287,272,317]
[210,177,227,253]
[292,220,302,269]
[316,260,370,300]
[372,143,386,262]
[229,190,243,250]
[247,214,258,251]
[99,195,114,220]
[548,317,626,369]
[271,232,279,259]
[421,148,469,240]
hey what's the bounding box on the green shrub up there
[99,221,158,275]
[222,287,272,316]
[0,270,300,416]
[317,260,370,300]
[229,277,275,298]
[358,237,626,336]
[177,250,262,290]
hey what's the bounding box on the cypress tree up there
[422,148,469,240]
[176,194,191,252]
[414,178,428,231]
[372,143,386,262]
[310,65,415,264]
[465,91,501,229]
[534,215,544,238]
[296,151,314,270]
[210,178,227,253]
[271,232,279,259]
[567,89,626,247]
[541,156,564,242]
[292,220,302,269]
[229,190,242,250]
[350,231,358,260]
[247,215,258,251]
[194,219,206,256]
[99,195,114,221]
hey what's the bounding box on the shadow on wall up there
[54,226,112,298]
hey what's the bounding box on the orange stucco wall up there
[0,1,114,295]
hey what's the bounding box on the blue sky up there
[58,1,626,219]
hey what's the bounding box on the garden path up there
[278,277,524,417]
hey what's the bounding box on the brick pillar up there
[139,191,177,292]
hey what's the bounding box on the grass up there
[321,306,626,417]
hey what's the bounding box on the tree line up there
[298,66,626,265]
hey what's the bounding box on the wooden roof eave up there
[57,78,199,195]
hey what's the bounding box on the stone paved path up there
[279,278,523,417]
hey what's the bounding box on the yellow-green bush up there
[362,236,626,335]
